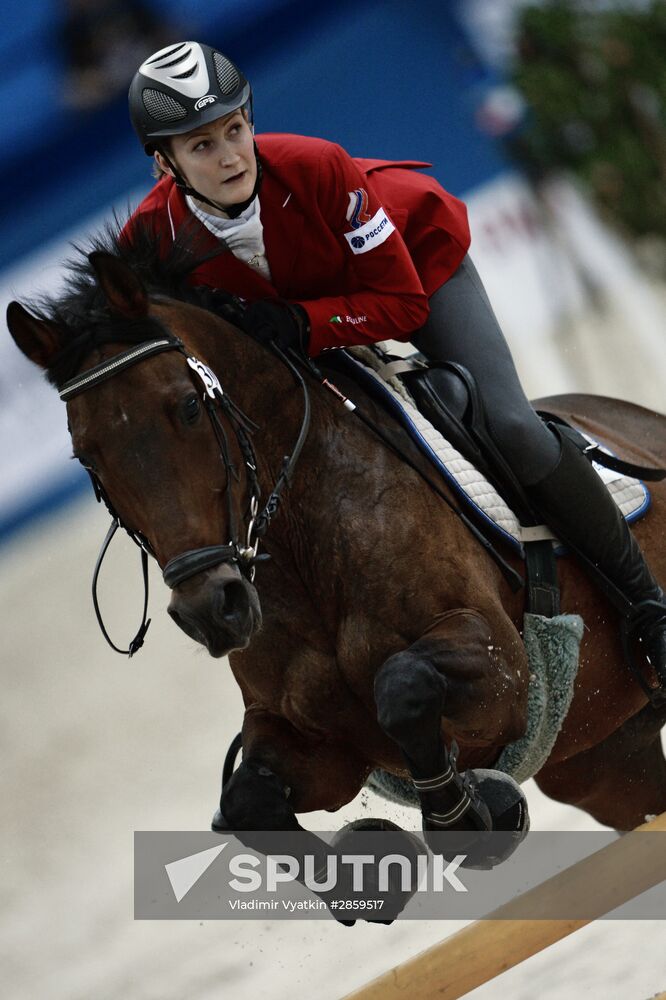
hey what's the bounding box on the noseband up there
[59,334,310,655]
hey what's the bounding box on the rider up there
[126,41,666,689]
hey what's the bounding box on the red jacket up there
[124,133,471,356]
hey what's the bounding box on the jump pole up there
[342,812,666,1000]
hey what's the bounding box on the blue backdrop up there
[2,0,512,541]
[3,0,508,270]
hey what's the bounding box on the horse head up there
[7,245,267,658]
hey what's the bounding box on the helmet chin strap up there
[160,143,263,219]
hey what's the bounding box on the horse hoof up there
[460,769,529,870]
[330,818,419,922]
[473,769,530,831]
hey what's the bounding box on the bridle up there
[59,334,311,656]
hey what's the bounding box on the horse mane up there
[26,215,238,389]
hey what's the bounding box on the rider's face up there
[156,109,256,217]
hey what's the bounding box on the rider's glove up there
[241,299,310,353]
[188,285,245,325]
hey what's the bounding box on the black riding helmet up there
[128,41,261,216]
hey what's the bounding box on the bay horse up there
[7,226,666,890]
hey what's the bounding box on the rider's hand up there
[187,285,246,325]
[241,299,310,353]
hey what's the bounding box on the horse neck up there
[192,312,338,512]
[214,327,388,564]
[156,298,308,452]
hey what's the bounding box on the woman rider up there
[126,41,666,690]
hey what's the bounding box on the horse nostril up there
[218,580,248,624]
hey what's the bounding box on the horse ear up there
[88,251,149,319]
[6,301,66,369]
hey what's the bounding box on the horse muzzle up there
[166,561,262,657]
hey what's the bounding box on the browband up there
[59,337,181,401]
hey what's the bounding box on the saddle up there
[318,345,662,620]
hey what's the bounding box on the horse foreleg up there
[215,706,367,829]
[374,607,530,856]
[213,709,410,922]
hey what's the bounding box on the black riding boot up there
[526,429,666,693]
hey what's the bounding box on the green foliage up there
[511,1,666,239]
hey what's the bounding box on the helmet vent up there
[172,65,197,79]
[213,52,240,95]
[146,42,186,65]
[142,88,188,122]
[156,49,191,70]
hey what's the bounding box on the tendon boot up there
[416,741,529,870]
[526,428,666,697]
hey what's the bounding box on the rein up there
[59,334,310,656]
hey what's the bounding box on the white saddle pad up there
[342,349,650,553]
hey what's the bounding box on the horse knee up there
[374,653,446,745]
[220,759,298,830]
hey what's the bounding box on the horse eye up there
[182,394,202,425]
